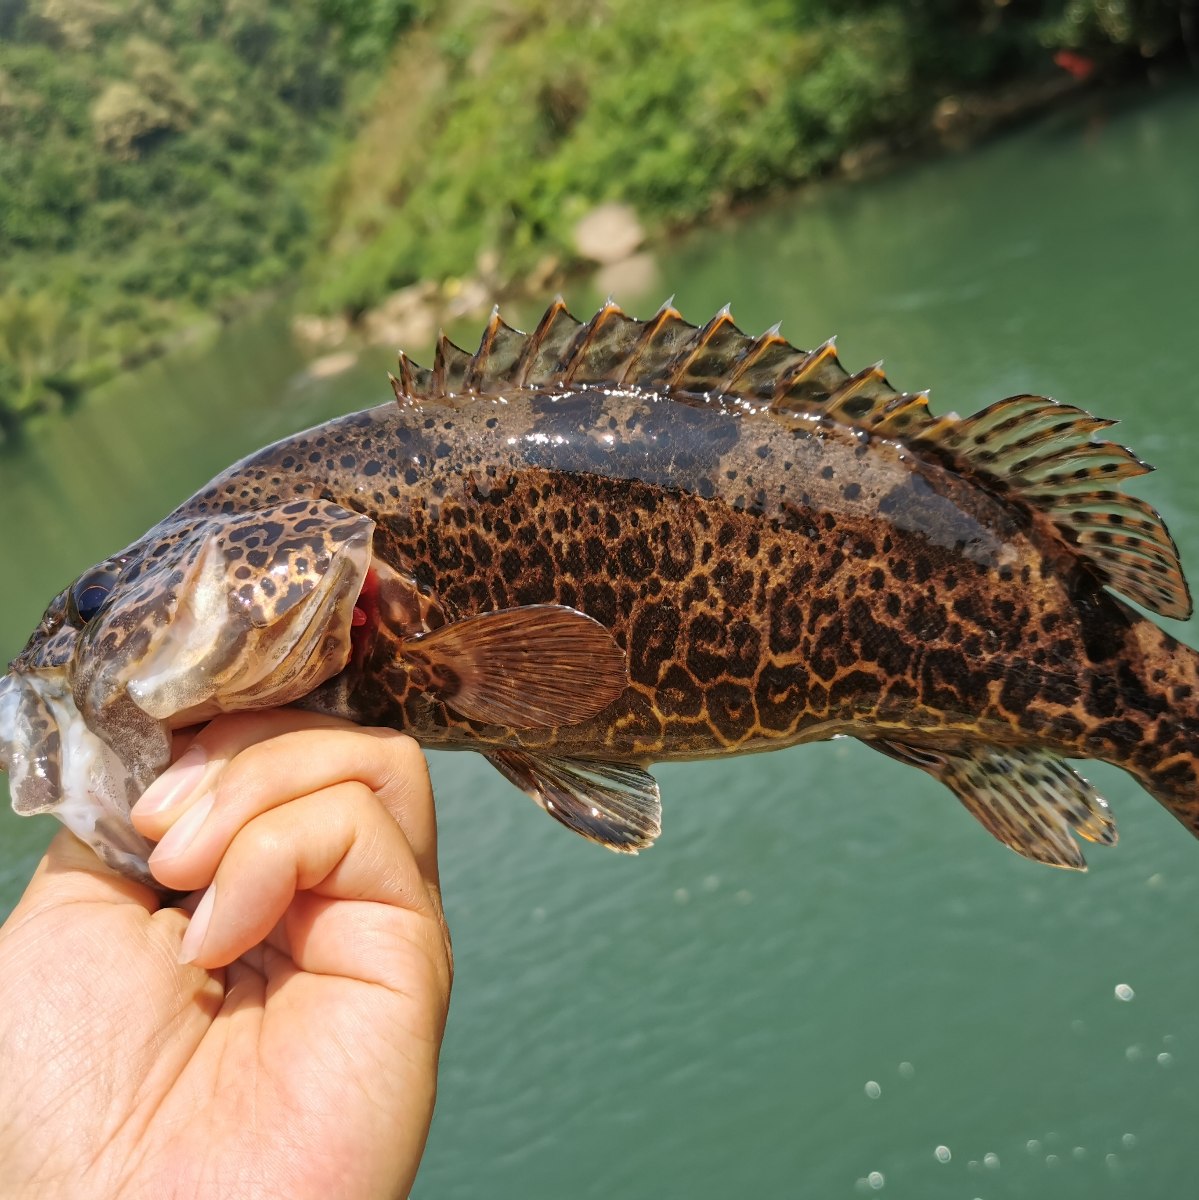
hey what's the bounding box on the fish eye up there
[66,564,120,628]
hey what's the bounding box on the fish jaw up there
[0,670,156,884]
[1,500,374,886]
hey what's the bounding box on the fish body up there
[3,298,1198,881]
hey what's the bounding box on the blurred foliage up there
[307,0,1190,315]
[0,0,1188,431]
[0,0,418,432]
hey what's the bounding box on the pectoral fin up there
[401,604,627,728]
[867,739,1116,870]
[487,750,661,853]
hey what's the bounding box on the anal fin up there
[866,739,1116,870]
[487,751,661,853]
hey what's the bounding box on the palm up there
[0,718,451,1200]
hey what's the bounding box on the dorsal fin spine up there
[512,296,573,388]
[719,329,790,395]
[615,302,694,389]
[664,308,739,390]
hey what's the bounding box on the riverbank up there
[1,0,1192,438]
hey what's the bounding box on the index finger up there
[140,723,437,895]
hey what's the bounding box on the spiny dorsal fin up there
[722,327,808,400]
[665,304,757,394]
[389,298,1191,620]
[397,351,434,400]
[618,298,701,389]
[560,299,646,385]
[464,307,528,394]
[868,740,1116,870]
[432,331,472,396]
[514,296,583,387]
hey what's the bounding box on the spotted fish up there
[3,298,1197,884]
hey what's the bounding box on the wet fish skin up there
[3,297,1198,880]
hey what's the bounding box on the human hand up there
[0,711,452,1200]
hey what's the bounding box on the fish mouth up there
[2,506,373,884]
[0,669,156,882]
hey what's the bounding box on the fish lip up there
[0,672,27,778]
[0,667,155,880]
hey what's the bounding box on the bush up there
[306,0,1187,315]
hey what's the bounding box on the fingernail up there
[148,791,215,865]
[134,744,209,816]
[179,884,216,966]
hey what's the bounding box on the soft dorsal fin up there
[388,298,1191,620]
[913,396,1191,619]
[868,739,1116,870]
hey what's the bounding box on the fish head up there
[0,498,373,877]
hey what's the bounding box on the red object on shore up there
[1054,49,1096,80]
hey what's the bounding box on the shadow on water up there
[3,80,1199,1200]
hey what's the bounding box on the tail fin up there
[1097,616,1199,837]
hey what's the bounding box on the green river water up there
[3,83,1199,1198]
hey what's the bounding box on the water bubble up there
[1046,1154,1060,1167]
[734,889,752,904]
[1126,1045,1143,1061]
[967,1160,980,1171]
[674,888,690,904]
[702,874,720,891]
[1164,1033,1176,1045]
[1115,983,1135,1001]
[1073,1146,1086,1160]
[1147,873,1163,887]
[1071,1019,1085,1033]
[1045,1132,1059,1143]
[868,1171,884,1189]
[899,1061,915,1078]
[935,1145,951,1163]
[1106,1153,1118,1167]
[865,1081,881,1099]
[1122,1133,1137,1148]
[1027,1140,1042,1153]
[1158,1052,1174,1067]
[532,907,546,921]
[984,1152,1000,1169]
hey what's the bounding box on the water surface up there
[4,82,1199,1199]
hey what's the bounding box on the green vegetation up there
[307,0,1189,314]
[0,0,1187,434]
[0,0,418,433]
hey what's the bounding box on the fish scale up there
[2,297,1198,885]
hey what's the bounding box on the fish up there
[2,296,1198,886]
